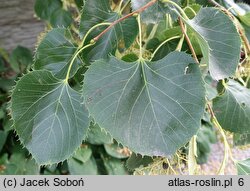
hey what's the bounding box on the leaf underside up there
[83,52,205,157]
[236,158,250,175]
[11,71,89,165]
[186,7,241,80]
[213,80,250,134]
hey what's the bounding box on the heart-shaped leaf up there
[34,28,82,79]
[11,71,89,165]
[213,80,250,133]
[83,52,205,157]
[185,7,241,80]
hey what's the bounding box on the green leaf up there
[68,156,98,175]
[34,0,62,20]
[84,16,138,62]
[184,4,201,19]
[104,143,130,159]
[68,146,98,175]
[0,60,5,72]
[204,75,218,101]
[71,146,92,163]
[126,153,153,171]
[3,119,14,132]
[239,13,250,26]
[102,156,128,175]
[34,28,82,79]
[196,125,216,164]
[237,3,250,26]
[10,46,33,73]
[131,0,180,24]
[79,0,111,37]
[122,54,139,62]
[0,78,15,92]
[86,123,113,145]
[1,153,39,175]
[0,130,8,152]
[0,154,8,174]
[79,0,138,62]
[74,0,84,10]
[185,7,241,80]
[50,9,73,28]
[83,52,205,157]
[242,23,250,41]
[213,80,250,133]
[149,38,180,61]
[234,133,250,146]
[155,26,182,42]
[11,70,90,165]
[236,158,250,175]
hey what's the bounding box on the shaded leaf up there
[102,156,128,175]
[242,23,250,41]
[0,153,39,175]
[184,4,201,19]
[0,130,7,152]
[149,38,180,61]
[80,0,138,62]
[10,46,32,73]
[196,124,217,164]
[122,54,139,62]
[0,79,15,92]
[86,123,113,145]
[213,80,250,133]
[131,0,180,24]
[104,143,130,159]
[186,7,241,80]
[34,28,82,79]
[126,153,153,171]
[79,0,111,37]
[34,0,62,20]
[83,52,205,157]
[68,156,98,175]
[74,0,84,10]
[11,71,89,164]
[50,9,73,28]
[71,146,92,163]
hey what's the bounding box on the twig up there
[93,0,157,42]
[207,102,215,119]
[179,18,199,64]
[208,0,222,8]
